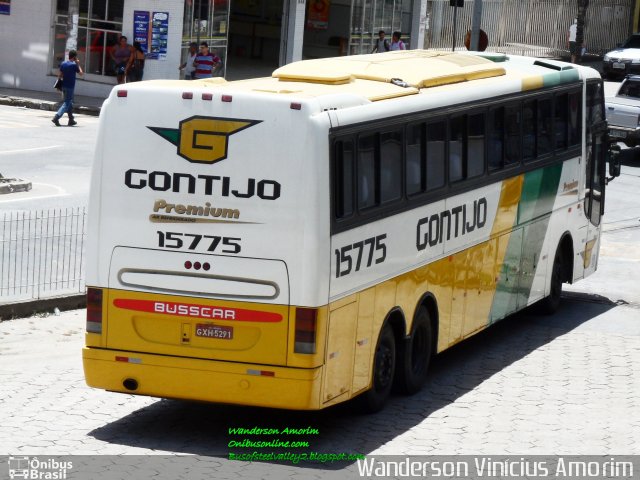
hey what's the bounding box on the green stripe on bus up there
[489,163,563,323]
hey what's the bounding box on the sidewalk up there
[0,86,104,116]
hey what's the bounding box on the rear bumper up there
[83,347,324,410]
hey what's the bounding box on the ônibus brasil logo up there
[148,116,261,165]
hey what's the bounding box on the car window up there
[619,81,640,98]
[623,35,640,49]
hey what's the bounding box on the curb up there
[0,294,86,321]
[0,95,101,116]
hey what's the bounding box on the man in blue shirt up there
[52,50,83,127]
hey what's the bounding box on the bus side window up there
[555,93,568,151]
[426,121,446,190]
[568,91,582,147]
[334,139,354,219]
[449,115,465,182]
[358,134,377,210]
[522,99,536,162]
[468,112,485,177]
[504,104,522,167]
[406,123,425,196]
[488,107,504,172]
[537,97,553,157]
[380,129,403,203]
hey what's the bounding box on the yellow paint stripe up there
[522,75,544,91]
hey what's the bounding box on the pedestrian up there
[390,31,405,51]
[111,35,133,84]
[193,42,221,79]
[179,42,198,80]
[372,30,390,53]
[568,18,579,64]
[52,50,83,127]
[126,41,145,82]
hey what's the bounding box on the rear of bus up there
[82,79,333,410]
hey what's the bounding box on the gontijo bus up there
[83,50,619,412]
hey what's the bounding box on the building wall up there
[0,1,58,93]
[122,0,185,83]
[0,0,184,99]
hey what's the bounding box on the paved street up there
[0,105,98,212]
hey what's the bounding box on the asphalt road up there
[0,105,98,213]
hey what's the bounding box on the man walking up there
[52,50,83,127]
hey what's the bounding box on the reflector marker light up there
[202,93,213,101]
[247,369,275,377]
[221,95,232,102]
[294,307,317,354]
[115,356,142,364]
[182,92,193,99]
[290,102,302,110]
[86,287,103,333]
[117,90,127,97]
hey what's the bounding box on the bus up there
[83,50,619,412]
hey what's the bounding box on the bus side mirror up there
[608,143,621,179]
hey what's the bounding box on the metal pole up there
[452,5,458,51]
[470,0,483,51]
[196,0,201,45]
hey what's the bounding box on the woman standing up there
[126,41,145,82]
[111,35,132,84]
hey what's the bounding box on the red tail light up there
[294,308,317,354]
[117,90,127,97]
[86,288,103,333]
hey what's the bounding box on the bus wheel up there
[360,323,396,413]
[539,247,564,315]
[396,307,433,395]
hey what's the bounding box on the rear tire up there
[538,247,564,315]
[359,323,396,413]
[395,307,433,395]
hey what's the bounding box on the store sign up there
[306,0,330,30]
[133,10,150,54]
[148,11,169,61]
[0,0,11,15]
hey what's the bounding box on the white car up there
[606,75,640,146]
[603,33,640,80]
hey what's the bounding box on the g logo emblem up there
[149,116,261,164]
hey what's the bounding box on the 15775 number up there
[334,234,387,278]
[157,231,241,254]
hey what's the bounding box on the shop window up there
[52,0,123,79]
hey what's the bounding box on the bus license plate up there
[609,130,627,138]
[195,324,233,340]
[612,62,626,70]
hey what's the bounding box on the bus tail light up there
[86,288,103,333]
[294,307,317,354]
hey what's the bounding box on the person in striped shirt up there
[193,42,221,79]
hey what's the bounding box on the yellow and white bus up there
[83,50,618,411]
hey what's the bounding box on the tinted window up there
[426,121,446,190]
[488,107,504,171]
[505,104,521,166]
[468,113,485,177]
[335,140,354,218]
[568,91,581,147]
[358,134,376,209]
[555,93,568,150]
[406,124,424,196]
[537,97,553,157]
[380,129,403,203]
[522,100,536,162]
[619,80,640,98]
[449,115,465,182]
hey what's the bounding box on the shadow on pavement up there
[88,294,615,468]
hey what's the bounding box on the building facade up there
[0,0,636,99]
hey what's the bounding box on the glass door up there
[182,0,230,77]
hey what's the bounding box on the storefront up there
[0,0,425,98]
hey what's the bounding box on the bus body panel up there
[84,52,605,410]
